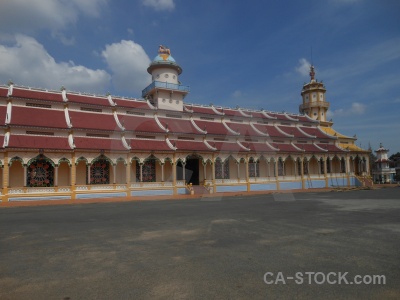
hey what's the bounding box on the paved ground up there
[0,187,399,299]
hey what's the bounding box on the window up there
[136,159,156,182]
[215,159,229,179]
[27,157,54,187]
[90,159,110,184]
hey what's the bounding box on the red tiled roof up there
[158,117,200,134]
[10,106,67,129]
[317,143,345,152]
[73,137,126,151]
[268,113,290,120]
[223,109,243,117]
[0,135,4,149]
[7,135,71,150]
[171,140,212,151]
[225,122,263,137]
[213,141,244,152]
[67,93,111,106]
[11,88,63,102]
[0,87,8,98]
[0,105,7,126]
[186,105,215,115]
[119,115,164,133]
[69,111,119,131]
[193,120,230,135]
[130,139,171,151]
[295,143,323,152]
[252,124,286,138]
[279,125,310,138]
[272,143,299,152]
[114,98,151,110]
[244,142,276,153]
[297,115,315,123]
[299,126,332,139]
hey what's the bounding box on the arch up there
[277,157,284,176]
[116,157,127,166]
[58,157,71,167]
[26,155,56,187]
[284,156,295,176]
[91,155,113,166]
[308,156,319,175]
[90,157,111,184]
[76,156,89,166]
[215,157,230,179]
[248,157,259,178]
[9,156,24,167]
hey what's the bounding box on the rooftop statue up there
[158,45,171,55]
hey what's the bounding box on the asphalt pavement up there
[0,188,399,299]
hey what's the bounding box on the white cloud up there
[101,40,152,94]
[295,58,311,77]
[232,90,242,98]
[329,102,366,117]
[0,0,107,41]
[142,0,175,11]
[0,35,110,93]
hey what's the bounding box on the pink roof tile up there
[67,93,110,106]
[119,115,164,133]
[317,143,345,152]
[158,117,200,134]
[186,105,216,115]
[243,142,276,153]
[114,98,151,110]
[0,87,8,98]
[272,143,299,152]
[172,140,212,151]
[279,125,310,138]
[299,126,332,139]
[10,106,67,129]
[193,120,230,135]
[73,137,126,151]
[69,111,119,131]
[130,139,171,151]
[295,143,323,152]
[11,88,63,102]
[225,122,264,137]
[8,135,70,150]
[223,109,243,117]
[212,141,244,152]
[0,135,4,149]
[252,124,286,138]
[0,105,7,126]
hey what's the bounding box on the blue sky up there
[0,0,399,154]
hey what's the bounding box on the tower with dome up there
[142,45,190,111]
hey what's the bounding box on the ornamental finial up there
[309,65,315,81]
[158,45,171,55]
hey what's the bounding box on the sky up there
[0,0,399,154]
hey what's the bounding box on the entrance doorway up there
[185,158,199,185]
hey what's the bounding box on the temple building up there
[0,46,371,202]
[372,143,396,183]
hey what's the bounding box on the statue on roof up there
[309,65,315,81]
[158,45,171,55]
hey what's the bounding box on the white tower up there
[372,143,396,183]
[142,45,190,111]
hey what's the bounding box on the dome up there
[147,47,182,75]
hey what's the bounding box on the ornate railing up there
[142,81,190,97]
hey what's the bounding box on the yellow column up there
[323,157,328,188]
[211,155,216,193]
[300,158,305,189]
[275,158,280,190]
[71,152,76,200]
[245,157,250,192]
[126,160,131,197]
[172,154,177,195]
[2,152,9,202]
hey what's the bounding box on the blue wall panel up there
[77,192,127,199]
[279,181,302,190]
[306,180,326,189]
[9,195,71,202]
[250,183,277,191]
[131,189,173,197]
[216,185,247,193]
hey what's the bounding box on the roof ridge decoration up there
[274,124,294,138]
[121,135,131,150]
[303,113,319,122]
[266,141,279,151]
[250,122,269,136]
[316,126,338,139]
[5,101,12,124]
[296,125,315,138]
[312,142,328,152]
[146,99,157,110]
[203,139,217,151]
[113,111,125,131]
[284,113,298,121]
[7,81,14,97]
[61,86,68,102]
[154,114,169,132]
[222,120,240,135]
[183,105,194,113]
[236,139,250,151]
[291,142,304,152]
[190,117,207,134]
[3,132,10,148]
[238,108,252,118]
[68,133,75,149]
[107,94,116,106]
[336,143,349,152]
[165,137,177,150]
[64,107,72,128]
[261,110,277,119]
[211,105,225,115]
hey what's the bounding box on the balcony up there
[299,101,330,111]
[142,81,190,97]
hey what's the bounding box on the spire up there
[309,65,315,81]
